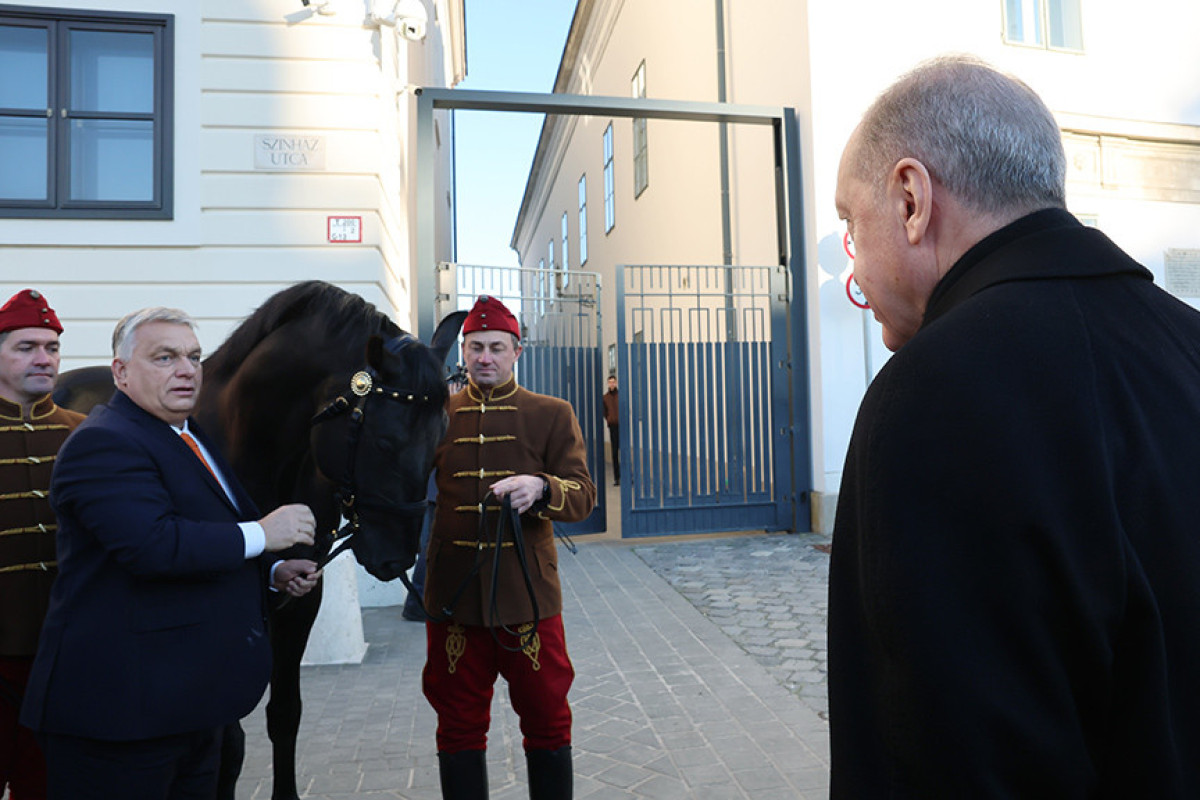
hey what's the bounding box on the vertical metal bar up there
[415,89,436,340]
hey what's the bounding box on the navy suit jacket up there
[21,391,273,741]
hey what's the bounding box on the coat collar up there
[923,207,1152,330]
[0,393,57,422]
[466,375,519,403]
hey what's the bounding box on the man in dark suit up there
[20,307,321,800]
[828,56,1200,797]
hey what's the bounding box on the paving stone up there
[235,533,830,798]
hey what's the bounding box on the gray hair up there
[0,331,8,348]
[112,307,197,361]
[851,55,1066,215]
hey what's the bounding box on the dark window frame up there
[0,3,174,219]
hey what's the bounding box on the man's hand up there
[273,559,322,597]
[489,474,546,515]
[259,504,316,551]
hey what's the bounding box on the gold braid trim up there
[446,623,466,674]
[452,469,514,480]
[0,424,71,433]
[0,490,48,502]
[453,434,517,445]
[0,454,58,466]
[545,477,582,513]
[516,623,541,671]
[454,404,518,415]
[454,503,503,514]
[0,523,55,537]
[0,561,56,574]
[451,540,514,549]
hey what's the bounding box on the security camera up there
[393,0,428,41]
[366,0,427,38]
[399,16,426,41]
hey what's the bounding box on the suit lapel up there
[107,392,252,519]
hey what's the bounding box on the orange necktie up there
[180,431,219,483]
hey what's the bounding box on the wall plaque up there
[254,133,326,171]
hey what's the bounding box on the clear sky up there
[452,0,577,268]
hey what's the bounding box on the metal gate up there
[617,264,790,536]
[438,263,607,534]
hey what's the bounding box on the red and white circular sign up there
[846,274,870,309]
[843,231,855,260]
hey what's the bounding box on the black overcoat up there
[829,209,1200,798]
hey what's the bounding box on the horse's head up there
[311,311,466,582]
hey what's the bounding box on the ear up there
[111,358,125,387]
[365,334,385,369]
[430,310,468,368]
[888,157,934,245]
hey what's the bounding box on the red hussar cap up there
[0,289,63,335]
[462,295,520,338]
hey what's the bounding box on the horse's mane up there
[204,281,401,378]
[204,281,446,400]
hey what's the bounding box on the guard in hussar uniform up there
[0,290,84,799]
[423,295,595,800]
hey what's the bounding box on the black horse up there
[54,281,465,800]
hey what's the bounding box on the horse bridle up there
[309,353,439,572]
[308,350,545,649]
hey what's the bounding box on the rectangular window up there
[560,212,569,272]
[0,6,173,218]
[631,61,648,197]
[537,258,546,315]
[603,123,615,231]
[1004,0,1082,50]
[559,211,571,291]
[578,174,588,266]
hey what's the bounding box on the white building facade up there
[0,0,465,648]
[511,0,1200,532]
[1,0,464,367]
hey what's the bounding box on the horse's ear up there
[429,310,468,367]
[365,334,385,369]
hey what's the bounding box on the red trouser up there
[423,614,573,754]
[0,656,47,800]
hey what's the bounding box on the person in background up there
[828,55,1200,797]
[601,375,619,486]
[422,295,595,800]
[21,307,320,800]
[0,289,85,800]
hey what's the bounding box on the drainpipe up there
[716,0,736,341]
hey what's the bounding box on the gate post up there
[781,108,814,533]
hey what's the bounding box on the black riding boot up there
[438,750,488,799]
[526,746,572,800]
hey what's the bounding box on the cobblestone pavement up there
[633,532,832,720]
[235,533,832,798]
